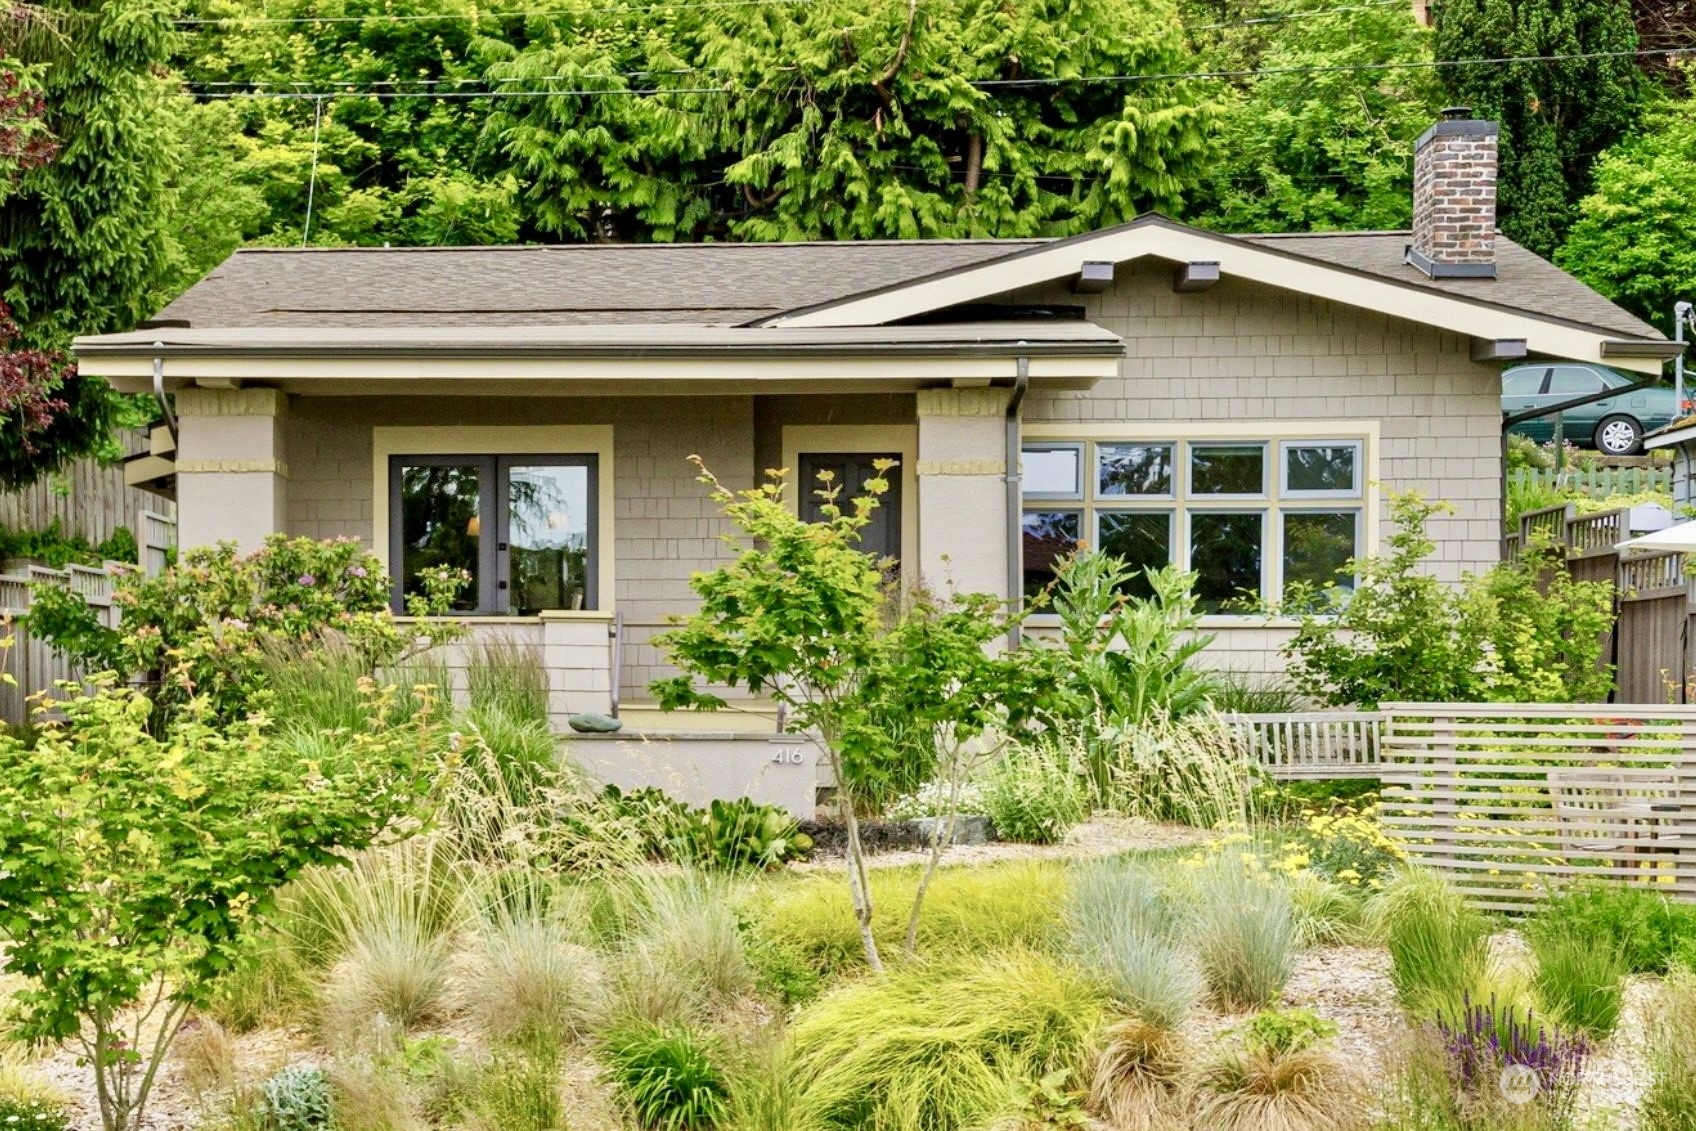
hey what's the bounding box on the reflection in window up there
[1022,511,1080,598]
[1098,443,1173,496]
[1191,512,1263,613]
[1023,446,1083,497]
[398,463,481,612]
[1191,444,1265,495]
[1285,444,1358,494]
[1098,512,1171,600]
[1283,511,1358,604]
[508,465,591,615]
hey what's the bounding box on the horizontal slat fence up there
[1379,703,1696,911]
[1224,711,1383,779]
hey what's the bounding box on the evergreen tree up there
[1434,0,1642,258]
[0,0,178,488]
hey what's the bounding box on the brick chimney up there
[1406,107,1499,279]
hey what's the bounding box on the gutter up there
[152,346,178,445]
[75,339,1126,363]
[1006,354,1030,648]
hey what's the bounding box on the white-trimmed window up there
[1021,435,1366,614]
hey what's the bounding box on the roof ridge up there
[228,238,1054,256]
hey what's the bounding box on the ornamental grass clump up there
[787,950,1111,1131]
[1189,1010,1363,1131]
[457,902,606,1052]
[1641,973,1696,1131]
[1527,927,1628,1039]
[1084,1018,1188,1131]
[1065,858,1200,1029]
[1372,868,1490,1018]
[601,1022,731,1131]
[1189,854,1300,1011]
[612,869,755,1024]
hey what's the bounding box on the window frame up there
[1280,440,1363,499]
[1020,442,1087,501]
[1018,427,1374,620]
[1186,441,1269,499]
[388,452,599,616]
[1095,440,1177,499]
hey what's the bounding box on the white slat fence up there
[1379,702,1696,912]
[1224,711,1384,779]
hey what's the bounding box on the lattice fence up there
[1379,703,1696,912]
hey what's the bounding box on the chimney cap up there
[1442,105,1475,120]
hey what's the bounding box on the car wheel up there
[1595,415,1642,456]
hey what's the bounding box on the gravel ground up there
[796,814,1215,872]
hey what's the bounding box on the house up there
[1646,417,1696,512]
[71,111,1676,814]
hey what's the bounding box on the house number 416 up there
[770,748,806,765]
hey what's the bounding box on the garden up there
[2,470,1695,1131]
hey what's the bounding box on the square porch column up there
[915,387,1012,598]
[174,388,289,553]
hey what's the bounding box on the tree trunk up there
[904,748,959,954]
[963,132,983,199]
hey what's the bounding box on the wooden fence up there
[1379,702,1696,911]
[0,510,177,727]
[1509,465,1672,500]
[0,431,175,548]
[1225,711,1383,779]
[1505,503,1696,704]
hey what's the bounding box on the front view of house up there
[74,113,1678,813]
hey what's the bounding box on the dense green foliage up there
[1283,492,1616,708]
[0,520,136,567]
[600,1023,731,1131]
[27,533,464,724]
[1529,884,1696,975]
[1558,75,1696,327]
[0,680,441,1131]
[1435,0,1643,258]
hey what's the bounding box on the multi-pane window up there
[1021,436,1366,614]
[390,454,596,615]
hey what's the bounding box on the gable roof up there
[149,239,1043,330]
[760,215,1669,373]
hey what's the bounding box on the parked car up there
[1502,363,1686,456]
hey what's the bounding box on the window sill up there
[1021,612,1306,631]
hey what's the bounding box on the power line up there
[175,0,820,25]
[183,44,1696,99]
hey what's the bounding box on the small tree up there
[651,459,1054,970]
[0,678,442,1131]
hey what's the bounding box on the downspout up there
[1005,352,1030,647]
[152,345,178,444]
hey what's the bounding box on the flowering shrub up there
[1272,806,1404,887]
[1436,994,1588,1124]
[28,534,466,723]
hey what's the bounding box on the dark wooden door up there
[798,452,902,567]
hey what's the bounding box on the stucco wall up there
[1003,262,1504,672]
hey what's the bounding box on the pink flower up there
[297,573,316,586]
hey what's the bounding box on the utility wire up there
[183,43,1696,99]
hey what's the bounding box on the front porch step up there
[612,701,782,734]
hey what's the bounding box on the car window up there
[1503,369,1544,396]
[1548,366,1606,396]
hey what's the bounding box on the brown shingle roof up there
[152,240,1043,329]
[147,220,1661,343]
[1237,231,1661,340]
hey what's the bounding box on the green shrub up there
[1064,858,1198,1029]
[979,749,1085,845]
[1284,871,1368,948]
[674,798,813,871]
[1528,928,1628,1039]
[1189,855,1300,1011]
[0,519,135,569]
[1529,884,1696,975]
[1238,1008,1338,1057]
[1374,869,1490,1019]
[1282,491,1614,708]
[1642,974,1696,1131]
[788,950,1110,1131]
[253,1065,333,1131]
[602,1022,731,1131]
[752,860,1066,980]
